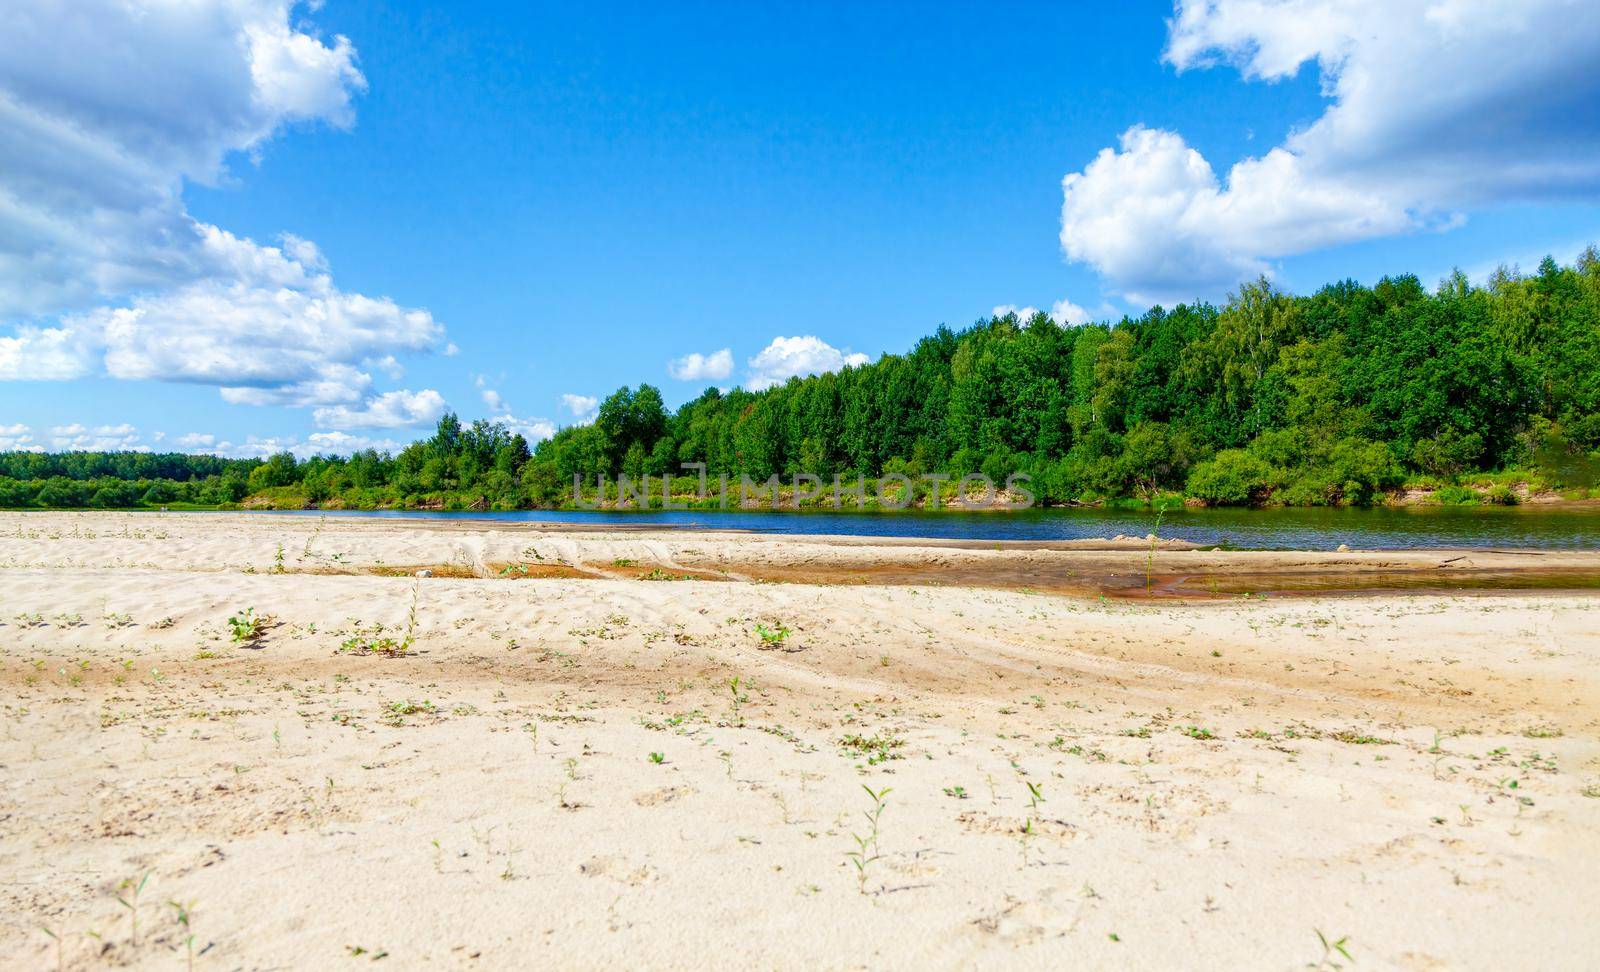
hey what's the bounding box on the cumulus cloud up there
[991,304,1041,321]
[992,302,1094,327]
[1049,298,1093,326]
[312,388,446,430]
[48,423,146,452]
[0,423,40,452]
[561,393,598,418]
[668,348,734,382]
[196,430,408,459]
[0,0,445,412]
[746,336,871,391]
[1060,0,1600,302]
[474,377,560,442]
[478,380,506,413]
[991,300,1094,326]
[501,417,558,442]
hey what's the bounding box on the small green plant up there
[401,578,420,651]
[943,785,968,799]
[727,676,747,725]
[227,608,265,644]
[272,543,286,574]
[1331,730,1394,745]
[39,926,64,972]
[1312,929,1354,970]
[755,621,791,646]
[1146,499,1173,593]
[383,699,436,724]
[342,619,409,656]
[844,785,891,894]
[1026,780,1044,813]
[302,516,325,558]
[169,900,196,972]
[114,870,151,946]
[1180,725,1216,740]
[648,751,665,765]
[840,731,905,765]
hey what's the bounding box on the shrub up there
[1186,450,1272,506]
[1485,484,1519,505]
[1433,485,1479,505]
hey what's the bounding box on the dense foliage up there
[5,252,1600,510]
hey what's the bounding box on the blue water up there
[229,504,1600,551]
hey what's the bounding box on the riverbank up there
[3,512,1598,968]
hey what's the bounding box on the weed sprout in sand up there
[844,785,891,894]
[227,608,265,645]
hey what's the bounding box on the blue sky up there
[3,1,1599,456]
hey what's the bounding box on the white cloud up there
[746,336,871,391]
[0,0,446,403]
[300,431,403,456]
[561,393,598,417]
[474,377,560,442]
[204,430,406,459]
[219,362,373,408]
[0,423,39,452]
[668,348,734,382]
[501,417,558,442]
[991,304,1041,321]
[993,300,1095,326]
[312,388,446,430]
[1061,0,1600,302]
[48,423,146,452]
[1049,298,1093,326]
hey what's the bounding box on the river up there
[231,504,1600,551]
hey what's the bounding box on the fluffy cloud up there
[1061,0,1600,302]
[1049,298,1093,326]
[48,423,146,452]
[475,377,561,442]
[992,300,1094,326]
[0,423,41,452]
[478,381,507,413]
[991,304,1041,321]
[312,388,446,430]
[668,348,734,382]
[746,336,870,391]
[561,393,598,418]
[0,0,445,414]
[197,430,408,459]
[501,417,558,442]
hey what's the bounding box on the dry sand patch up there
[1,512,1597,969]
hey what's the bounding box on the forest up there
[5,251,1600,511]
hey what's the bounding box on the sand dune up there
[2,512,1598,969]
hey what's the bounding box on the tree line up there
[4,251,1600,510]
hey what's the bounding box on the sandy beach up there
[3,511,1598,970]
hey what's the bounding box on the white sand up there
[2,512,1598,970]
